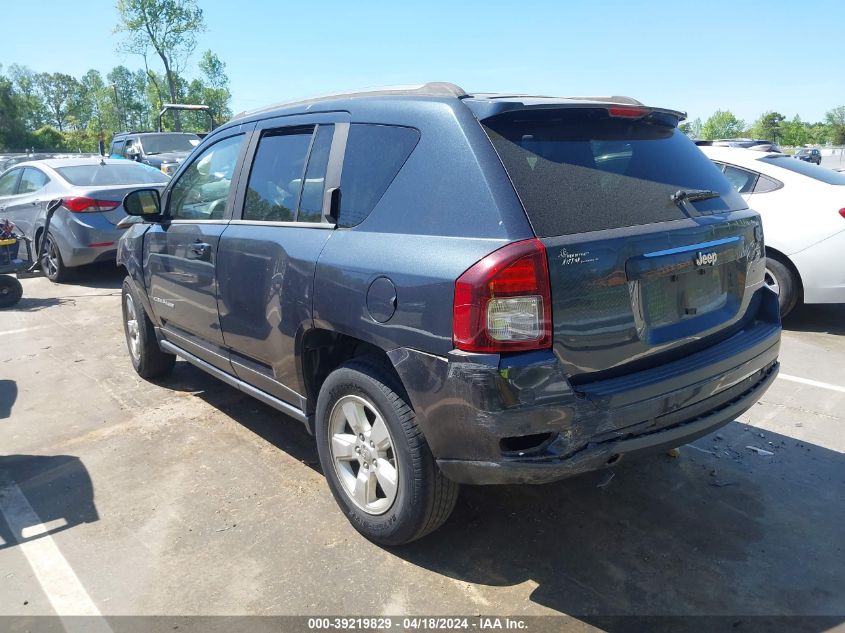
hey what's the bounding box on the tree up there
[825,106,845,145]
[700,110,745,140]
[197,50,231,127]
[0,69,31,150]
[680,117,702,139]
[8,64,47,131]
[116,0,205,132]
[751,111,785,142]
[779,115,809,147]
[35,72,81,132]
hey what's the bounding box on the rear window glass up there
[339,124,419,228]
[483,109,745,237]
[57,163,169,186]
[760,155,845,185]
[139,133,201,154]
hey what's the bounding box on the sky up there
[2,0,843,125]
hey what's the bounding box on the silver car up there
[0,158,169,282]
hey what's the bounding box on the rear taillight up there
[839,208,845,220]
[63,197,121,213]
[453,239,552,353]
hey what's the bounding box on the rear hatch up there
[482,106,764,381]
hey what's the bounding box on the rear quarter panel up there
[312,98,534,354]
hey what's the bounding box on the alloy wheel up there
[328,394,399,515]
[764,267,780,295]
[41,236,59,279]
[124,293,141,362]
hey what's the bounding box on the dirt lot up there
[1,265,844,627]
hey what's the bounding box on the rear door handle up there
[188,241,211,260]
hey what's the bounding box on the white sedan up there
[699,146,845,317]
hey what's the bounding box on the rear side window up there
[243,128,313,222]
[760,155,845,185]
[18,168,49,193]
[483,109,744,237]
[753,174,782,194]
[723,165,758,194]
[57,163,169,186]
[0,169,22,195]
[339,124,419,228]
[298,125,334,222]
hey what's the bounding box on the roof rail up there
[234,82,468,119]
[563,95,645,106]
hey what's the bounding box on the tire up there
[0,275,23,308]
[40,232,71,283]
[315,358,459,545]
[764,256,799,318]
[121,277,175,379]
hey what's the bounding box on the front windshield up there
[140,134,200,155]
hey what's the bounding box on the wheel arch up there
[298,328,405,419]
[765,246,804,299]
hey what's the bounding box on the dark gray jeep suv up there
[117,82,781,545]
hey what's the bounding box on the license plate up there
[640,266,727,327]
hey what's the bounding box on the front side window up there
[110,140,125,156]
[243,128,313,222]
[168,134,244,220]
[0,169,21,196]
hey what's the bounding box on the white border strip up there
[779,373,845,394]
[0,472,113,632]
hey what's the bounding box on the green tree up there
[680,117,702,139]
[35,72,82,132]
[751,111,785,142]
[31,126,67,151]
[700,110,745,140]
[825,106,845,144]
[779,115,809,147]
[116,0,205,131]
[197,50,231,127]
[807,122,831,145]
[8,64,47,131]
[0,69,31,150]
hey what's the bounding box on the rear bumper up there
[389,287,781,485]
[437,362,777,484]
[791,229,845,304]
[49,211,121,268]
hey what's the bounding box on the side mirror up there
[123,188,162,219]
[125,146,140,158]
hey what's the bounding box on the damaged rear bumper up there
[436,361,777,484]
[388,289,781,486]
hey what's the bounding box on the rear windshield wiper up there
[670,189,720,204]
